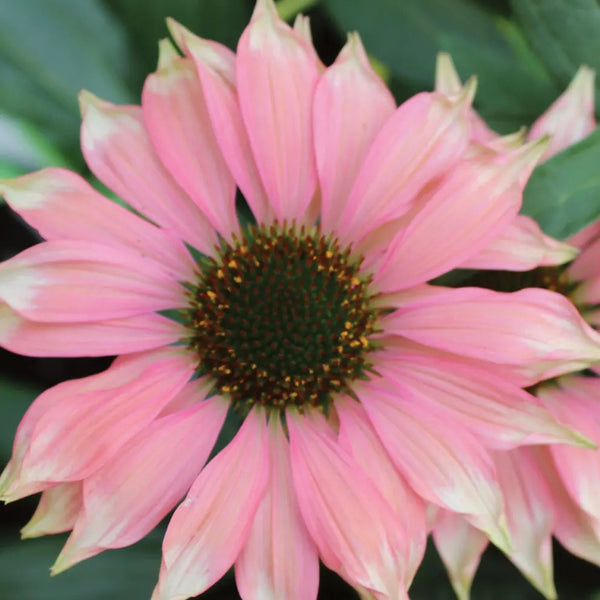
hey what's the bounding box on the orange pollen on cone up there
[184,222,381,412]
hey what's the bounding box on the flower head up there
[0,3,594,600]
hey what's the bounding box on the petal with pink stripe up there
[169,20,272,225]
[374,141,548,292]
[154,408,269,600]
[4,348,195,500]
[384,287,600,383]
[359,382,509,550]
[0,303,183,358]
[142,49,237,238]
[375,350,587,450]
[0,240,185,322]
[288,410,411,599]
[336,398,426,585]
[236,0,319,222]
[461,215,578,271]
[313,33,395,232]
[235,417,319,600]
[0,169,195,281]
[52,391,228,574]
[80,91,216,254]
[493,449,556,598]
[337,87,473,244]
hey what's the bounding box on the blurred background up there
[1,0,600,598]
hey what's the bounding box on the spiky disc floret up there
[185,222,380,411]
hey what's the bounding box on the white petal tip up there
[157,37,180,70]
[78,90,106,117]
[570,65,596,97]
[435,52,462,96]
[254,0,279,20]
[293,13,312,42]
[456,75,477,109]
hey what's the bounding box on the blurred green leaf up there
[103,0,253,90]
[323,0,559,132]
[0,376,40,461]
[0,0,135,162]
[511,0,600,113]
[0,532,161,600]
[522,127,600,239]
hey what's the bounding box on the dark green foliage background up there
[1,0,600,598]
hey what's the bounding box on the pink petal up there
[0,240,184,322]
[235,417,319,600]
[52,391,228,573]
[359,382,509,550]
[79,91,217,254]
[337,86,474,244]
[536,446,600,567]
[493,449,557,599]
[236,0,319,221]
[374,140,548,292]
[375,350,587,450]
[537,378,600,521]
[432,510,488,600]
[384,287,600,383]
[288,410,411,599]
[168,20,272,225]
[434,52,497,145]
[0,302,183,358]
[0,169,195,281]
[154,408,269,600]
[20,482,83,538]
[313,33,395,233]
[2,347,195,500]
[529,66,596,160]
[461,214,578,271]
[142,47,237,238]
[336,398,426,584]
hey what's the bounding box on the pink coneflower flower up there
[432,56,600,600]
[0,3,597,599]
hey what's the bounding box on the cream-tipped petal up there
[529,66,596,160]
[21,483,82,539]
[236,1,320,222]
[435,53,462,97]
[314,31,395,233]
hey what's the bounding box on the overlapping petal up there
[236,0,319,222]
[0,169,195,280]
[154,408,269,600]
[142,42,237,237]
[235,417,319,600]
[0,240,185,322]
[359,381,509,550]
[313,33,395,232]
[52,389,228,573]
[385,287,600,383]
[0,347,195,501]
[79,91,217,254]
[288,411,411,599]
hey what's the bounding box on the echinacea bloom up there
[432,55,600,600]
[0,3,599,599]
